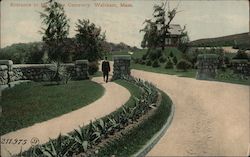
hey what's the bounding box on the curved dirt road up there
[132,70,249,156]
[1,77,130,157]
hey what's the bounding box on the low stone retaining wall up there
[0,60,89,85]
[112,55,131,80]
[196,54,219,80]
[231,59,250,76]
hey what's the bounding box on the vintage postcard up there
[0,0,249,156]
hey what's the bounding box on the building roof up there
[168,24,182,36]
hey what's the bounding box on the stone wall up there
[0,60,89,85]
[231,59,250,76]
[0,65,8,85]
[196,54,219,80]
[112,55,131,80]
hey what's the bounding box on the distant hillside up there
[0,40,139,64]
[105,41,140,52]
[190,32,250,49]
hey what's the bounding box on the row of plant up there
[133,49,193,72]
[96,89,172,156]
[19,76,160,157]
[134,46,250,74]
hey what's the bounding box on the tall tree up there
[40,0,70,83]
[140,1,179,52]
[178,26,190,53]
[140,19,159,49]
[40,0,70,63]
[75,19,106,62]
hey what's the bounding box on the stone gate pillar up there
[112,55,131,80]
[75,60,89,80]
[0,60,13,85]
[196,54,218,80]
[231,59,250,76]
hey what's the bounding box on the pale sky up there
[0,0,249,48]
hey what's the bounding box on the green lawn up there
[106,49,147,61]
[0,80,104,135]
[107,48,182,61]
[108,48,196,78]
[108,48,249,85]
[132,63,197,78]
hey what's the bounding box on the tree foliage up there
[0,42,44,64]
[140,1,181,61]
[40,0,70,63]
[75,19,106,62]
[140,20,158,49]
[40,0,70,84]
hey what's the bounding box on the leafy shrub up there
[221,64,227,72]
[165,60,174,69]
[173,56,178,65]
[48,62,71,84]
[142,54,147,60]
[148,49,162,60]
[233,50,249,61]
[159,56,167,63]
[133,58,140,64]
[88,61,99,75]
[149,51,158,60]
[140,60,146,65]
[176,59,192,71]
[152,59,160,68]
[169,51,174,58]
[224,56,232,67]
[146,60,152,66]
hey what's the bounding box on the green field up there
[0,80,104,135]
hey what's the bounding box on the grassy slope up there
[98,80,172,156]
[107,48,182,61]
[0,80,104,135]
[109,48,196,78]
[190,32,250,48]
[108,48,249,85]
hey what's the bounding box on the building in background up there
[165,24,182,46]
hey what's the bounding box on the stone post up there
[112,55,131,80]
[0,60,13,86]
[0,65,8,85]
[75,60,89,80]
[231,59,250,76]
[196,54,218,80]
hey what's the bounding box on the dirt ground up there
[132,69,249,156]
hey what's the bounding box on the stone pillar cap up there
[0,65,8,70]
[0,60,13,66]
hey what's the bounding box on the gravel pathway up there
[1,77,130,156]
[132,69,249,156]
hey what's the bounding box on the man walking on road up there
[102,57,110,83]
